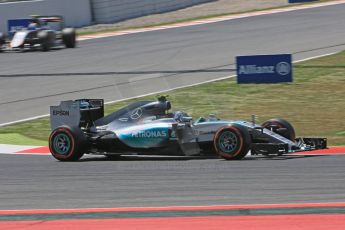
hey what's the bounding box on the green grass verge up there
[1,51,345,146]
[0,133,47,146]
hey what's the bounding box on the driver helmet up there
[28,23,37,31]
[174,111,186,122]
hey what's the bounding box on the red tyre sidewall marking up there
[49,128,75,160]
[214,126,244,158]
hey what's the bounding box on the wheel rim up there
[52,133,71,155]
[218,131,238,153]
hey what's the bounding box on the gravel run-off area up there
[79,0,291,33]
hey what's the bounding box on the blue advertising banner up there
[236,54,293,84]
[288,0,317,3]
[7,19,31,37]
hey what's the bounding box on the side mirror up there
[181,116,193,123]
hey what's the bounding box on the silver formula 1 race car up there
[49,96,327,161]
[0,15,76,52]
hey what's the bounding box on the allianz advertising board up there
[236,54,292,84]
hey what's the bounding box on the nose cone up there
[10,31,28,48]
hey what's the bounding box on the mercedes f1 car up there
[0,15,76,52]
[49,97,327,161]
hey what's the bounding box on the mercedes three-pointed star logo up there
[130,108,143,120]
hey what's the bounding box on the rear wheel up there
[49,126,86,161]
[214,124,251,160]
[262,118,296,141]
[62,28,76,48]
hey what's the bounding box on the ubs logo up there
[276,62,291,76]
[130,108,143,120]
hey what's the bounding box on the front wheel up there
[0,32,6,52]
[38,30,52,51]
[262,118,295,141]
[213,124,251,160]
[49,126,86,161]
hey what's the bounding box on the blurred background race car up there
[0,15,76,52]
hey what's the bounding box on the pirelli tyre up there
[0,32,5,52]
[214,124,251,160]
[262,118,296,141]
[38,30,55,51]
[62,28,76,48]
[49,125,86,161]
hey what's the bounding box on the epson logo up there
[53,110,70,116]
[239,62,291,76]
[132,130,167,138]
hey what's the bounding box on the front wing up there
[251,137,327,156]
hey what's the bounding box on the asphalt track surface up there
[1,3,345,124]
[0,153,344,209]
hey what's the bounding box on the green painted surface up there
[1,206,345,221]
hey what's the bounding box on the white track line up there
[0,52,336,127]
[295,53,336,62]
[0,144,39,154]
[0,114,50,127]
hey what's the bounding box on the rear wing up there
[50,99,104,130]
[34,15,64,23]
[33,15,64,30]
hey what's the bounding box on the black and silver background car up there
[0,15,76,52]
